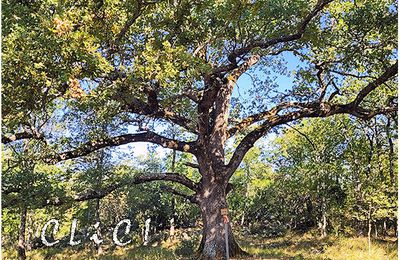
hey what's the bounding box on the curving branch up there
[350,61,398,107]
[112,1,160,48]
[2,130,44,145]
[184,162,200,169]
[129,172,199,191]
[160,185,197,203]
[45,131,197,164]
[226,61,398,176]
[226,101,397,177]
[285,123,317,150]
[75,172,199,201]
[226,0,332,64]
[3,172,199,208]
[227,101,314,138]
[227,61,398,138]
[114,1,143,45]
[120,88,197,133]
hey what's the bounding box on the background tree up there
[244,115,397,239]
[2,0,397,258]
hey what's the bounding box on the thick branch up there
[169,88,203,103]
[225,61,397,175]
[227,102,397,177]
[206,55,262,164]
[2,131,44,144]
[350,61,398,107]
[228,62,398,137]
[227,101,314,137]
[46,132,196,164]
[121,94,197,133]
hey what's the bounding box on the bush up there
[174,239,196,257]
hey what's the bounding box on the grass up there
[3,230,397,260]
[238,232,397,259]
[28,246,179,260]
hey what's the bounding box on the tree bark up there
[383,219,387,237]
[170,139,176,243]
[368,206,372,254]
[386,118,394,183]
[196,178,246,259]
[321,213,327,238]
[143,218,151,246]
[368,219,371,254]
[94,198,103,255]
[17,206,27,260]
[169,217,175,242]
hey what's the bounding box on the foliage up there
[2,0,397,258]
[240,115,397,236]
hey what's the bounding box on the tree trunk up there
[321,213,327,238]
[368,219,371,254]
[169,218,175,242]
[170,141,176,243]
[383,219,387,237]
[18,206,27,260]
[386,118,394,183]
[367,207,372,254]
[197,181,246,259]
[319,198,327,238]
[143,218,151,246]
[94,198,103,255]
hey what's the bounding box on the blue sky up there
[234,51,305,100]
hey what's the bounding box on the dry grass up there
[238,232,397,260]
[23,245,179,260]
[2,231,397,260]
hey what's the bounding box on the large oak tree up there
[2,0,397,258]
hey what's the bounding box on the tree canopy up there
[2,0,397,259]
